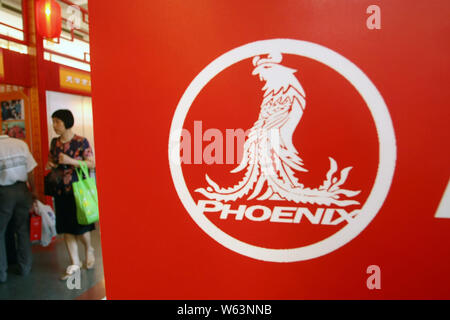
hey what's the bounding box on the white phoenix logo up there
[196,52,360,206]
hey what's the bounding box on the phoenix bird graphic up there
[196,52,360,206]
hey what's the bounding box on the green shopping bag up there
[73,161,99,225]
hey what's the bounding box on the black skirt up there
[54,193,95,235]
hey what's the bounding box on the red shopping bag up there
[30,212,41,242]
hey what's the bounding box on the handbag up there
[44,167,64,196]
[73,161,99,225]
[44,138,63,197]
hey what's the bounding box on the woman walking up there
[46,109,96,280]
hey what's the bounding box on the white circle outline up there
[168,39,396,262]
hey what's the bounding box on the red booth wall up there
[88,0,450,299]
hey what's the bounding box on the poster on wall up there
[1,99,25,121]
[2,121,26,139]
[1,99,26,139]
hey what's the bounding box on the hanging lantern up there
[36,0,62,39]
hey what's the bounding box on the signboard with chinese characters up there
[59,66,91,93]
[0,50,4,80]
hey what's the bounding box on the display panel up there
[88,0,450,299]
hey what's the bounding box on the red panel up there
[89,0,450,299]
[1,49,31,87]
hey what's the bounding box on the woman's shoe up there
[60,264,81,281]
[85,248,95,270]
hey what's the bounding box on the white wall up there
[46,91,96,156]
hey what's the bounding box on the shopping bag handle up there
[75,161,90,180]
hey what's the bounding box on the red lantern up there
[35,0,62,39]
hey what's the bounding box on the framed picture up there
[1,99,24,121]
[0,91,30,146]
[2,121,26,139]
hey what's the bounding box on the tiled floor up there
[0,224,105,300]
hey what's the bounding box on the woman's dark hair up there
[52,109,74,129]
